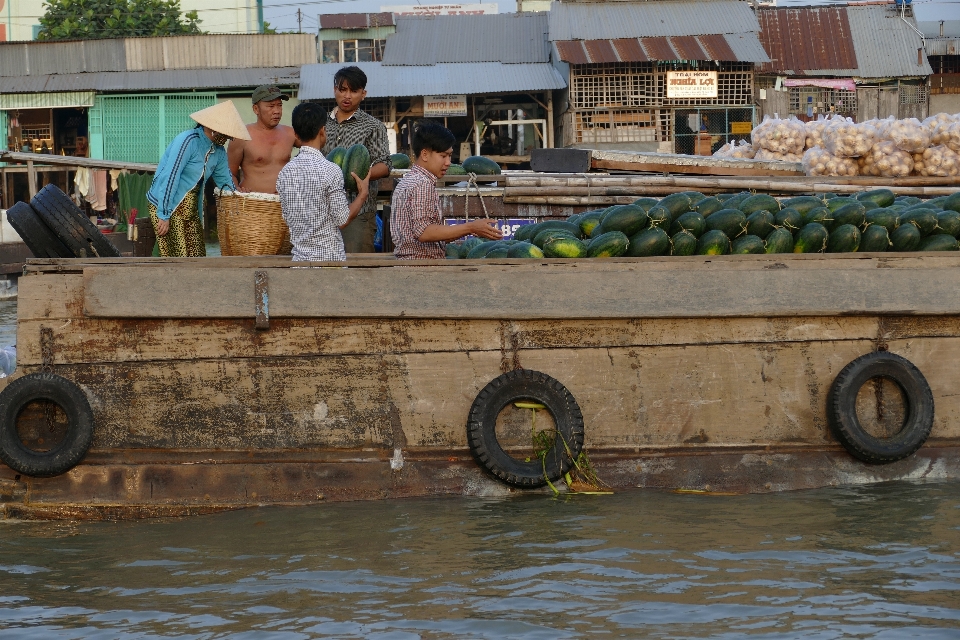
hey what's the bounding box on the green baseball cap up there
[252,85,289,104]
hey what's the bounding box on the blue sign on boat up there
[445,218,535,240]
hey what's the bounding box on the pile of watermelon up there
[446,189,960,259]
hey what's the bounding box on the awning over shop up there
[553,33,770,64]
[0,91,95,110]
[299,62,566,100]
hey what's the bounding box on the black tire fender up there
[4,201,73,259]
[828,351,934,464]
[0,373,95,477]
[31,184,121,258]
[467,369,584,488]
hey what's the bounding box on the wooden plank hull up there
[3,255,960,518]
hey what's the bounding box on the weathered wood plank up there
[589,149,805,176]
[17,273,84,321]
[81,261,960,319]
[31,339,960,453]
[15,316,882,366]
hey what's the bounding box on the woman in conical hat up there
[146,102,251,257]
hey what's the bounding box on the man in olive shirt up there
[322,66,391,253]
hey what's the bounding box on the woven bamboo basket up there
[215,189,291,256]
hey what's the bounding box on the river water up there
[0,301,958,638]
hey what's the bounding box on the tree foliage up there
[38,0,203,40]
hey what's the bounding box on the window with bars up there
[788,87,857,118]
[899,84,927,105]
[570,62,753,110]
[319,39,386,64]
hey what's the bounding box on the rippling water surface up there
[0,481,958,638]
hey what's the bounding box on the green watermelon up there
[891,223,922,251]
[803,207,834,228]
[919,234,960,251]
[445,242,462,258]
[722,192,752,210]
[937,210,960,238]
[942,192,960,214]
[656,193,694,217]
[705,209,747,238]
[860,201,880,211]
[827,224,861,252]
[794,223,829,253]
[597,204,650,237]
[732,235,766,254]
[446,164,467,175]
[899,209,939,237]
[543,236,587,258]
[459,237,484,258]
[533,228,578,249]
[632,197,660,212]
[342,144,371,192]
[506,242,544,258]
[484,244,510,258]
[647,206,672,231]
[535,220,582,238]
[697,229,731,255]
[781,196,824,215]
[826,197,857,213]
[739,194,780,215]
[775,208,804,233]
[577,211,604,238]
[326,146,347,168]
[865,208,900,233]
[461,156,501,175]
[764,228,794,253]
[466,241,497,259]
[586,231,630,257]
[670,231,698,256]
[626,227,670,257]
[896,196,923,207]
[389,153,411,169]
[670,211,707,237]
[859,225,890,252]
[678,191,706,206]
[746,210,776,238]
[695,196,724,217]
[856,188,895,208]
[831,202,866,230]
[567,213,583,226]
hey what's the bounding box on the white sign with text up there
[423,95,468,117]
[666,71,719,99]
[382,4,498,15]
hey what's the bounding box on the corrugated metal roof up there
[0,34,316,77]
[548,0,762,41]
[0,68,301,94]
[756,5,931,78]
[299,61,566,99]
[319,13,394,29]
[926,38,960,56]
[554,33,769,63]
[381,13,550,65]
[756,7,859,75]
[0,91,96,110]
[846,5,931,78]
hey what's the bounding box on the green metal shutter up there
[88,99,104,159]
[97,93,217,164]
[0,110,7,167]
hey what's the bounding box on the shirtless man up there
[227,85,297,193]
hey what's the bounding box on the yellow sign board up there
[730,122,753,134]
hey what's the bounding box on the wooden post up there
[0,168,7,209]
[546,91,555,149]
[27,160,37,199]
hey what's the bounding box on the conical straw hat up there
[190,102,251,140]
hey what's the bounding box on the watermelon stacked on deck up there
[445,189,960,259]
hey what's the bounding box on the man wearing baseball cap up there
[227,84,297,194]
[147,101,250,257]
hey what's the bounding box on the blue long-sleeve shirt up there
[147,127,235,222]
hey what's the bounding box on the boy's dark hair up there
[291,103,326,142]
[412,120,456,157]
[334,66,367,91]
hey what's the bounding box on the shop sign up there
[666,71,718,99]
[445,218,534,240]
[383,4,497,15]
[423,95,468,117]
[730,122,753,134]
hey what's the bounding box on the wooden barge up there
[0,252,959,519]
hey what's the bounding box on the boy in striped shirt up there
[391,121,501,259]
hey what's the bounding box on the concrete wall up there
[930,94,960,116]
